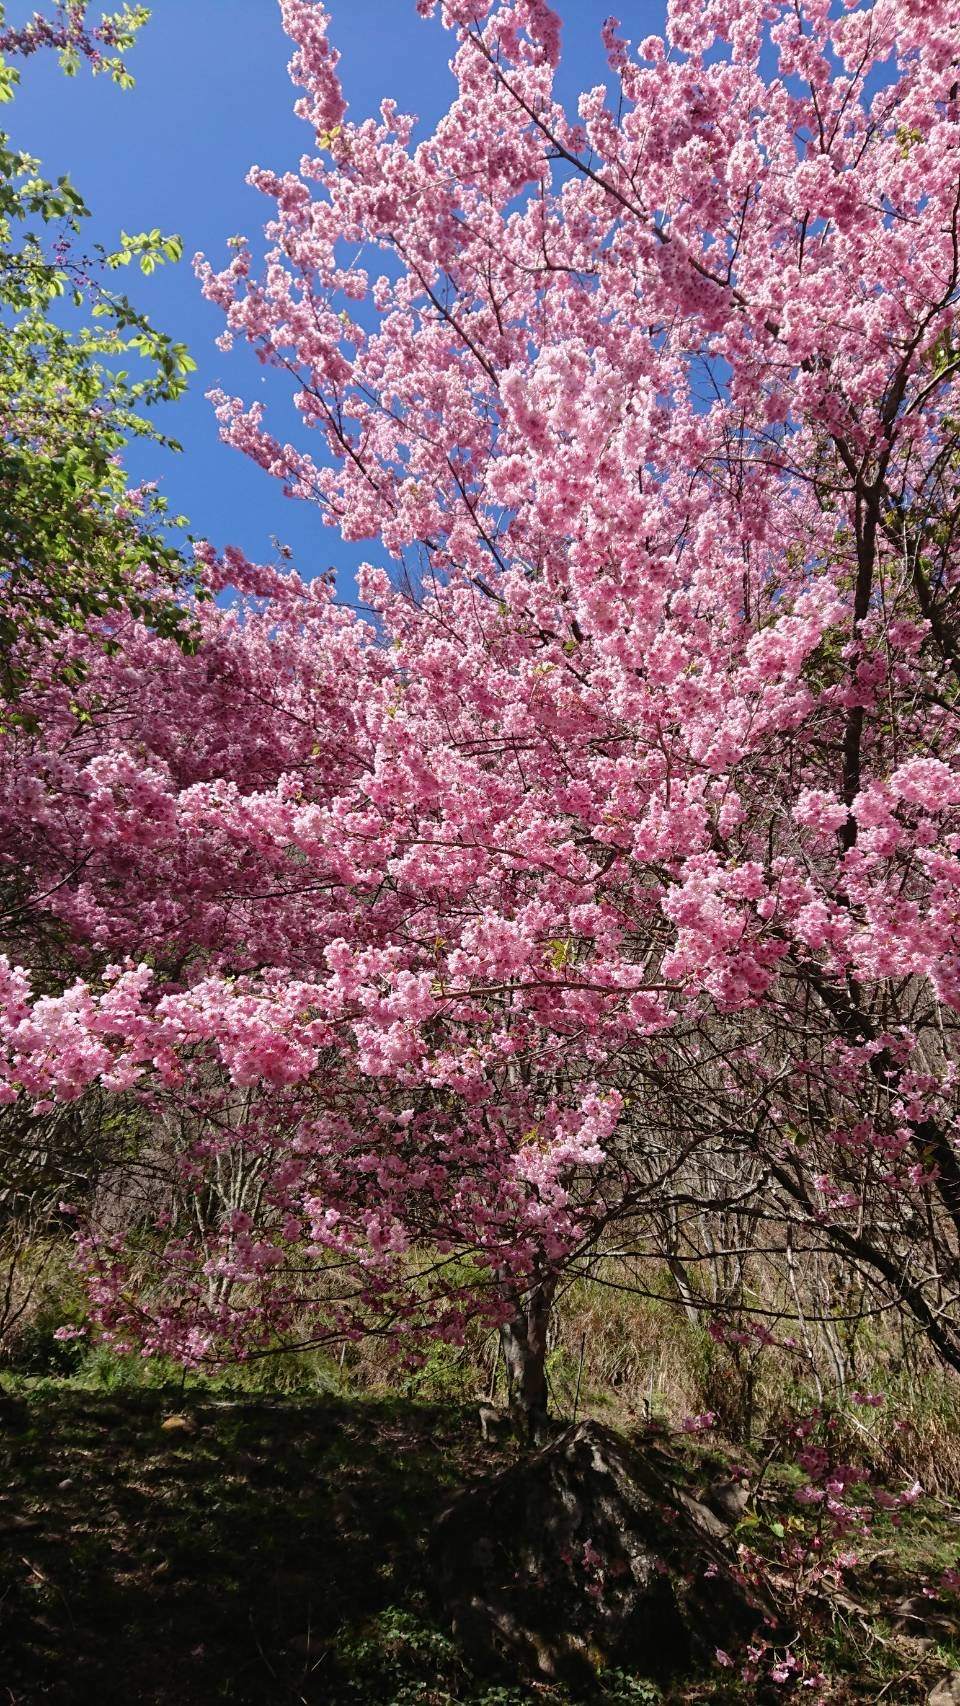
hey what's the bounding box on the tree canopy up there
[1,0,959,1439]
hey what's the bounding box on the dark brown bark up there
[500,1275,555,1441]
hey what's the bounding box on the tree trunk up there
[500,1275,556,1442]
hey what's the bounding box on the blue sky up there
[8,1,665,580]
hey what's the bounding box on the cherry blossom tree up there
[3,0,960,1430]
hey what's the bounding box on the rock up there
[893,1594,956,1641]
[927,1675,960,1705]
[160,1413,196,1435]
[0,1512,41,1534]
[702,1474,751,1527]
[431,1420,769,1688]
[477,1404,513,1444]
[895,1593,936,1626]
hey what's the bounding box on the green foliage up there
[596,1677,663,1705]
[0,5,202,716]
[399,1336,474,1400]
[4,1301,86,1376]
[0,6,152,90]
[338,1606,464,1698]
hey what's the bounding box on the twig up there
[572,1331,587,1424]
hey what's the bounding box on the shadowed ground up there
[1,1384,958,1704]
[0,1387,486,1705]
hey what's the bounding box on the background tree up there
[0,1,199,715]
[0,2,203,1346]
